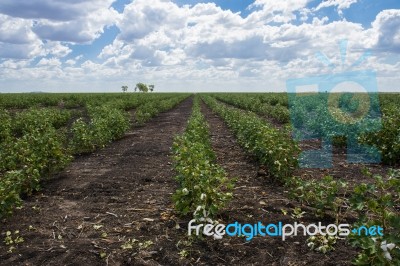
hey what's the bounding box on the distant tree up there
[149,84,154,92]
[121,85,128,93]
[135,82,149,93]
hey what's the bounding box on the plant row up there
[71,94,189,153]
[0,108,72,144]
[134,94,189,125]
[202,93,400,165]
[0,112,71,218]
[70,104,130,154]
[359,102,400,165]
[202,95,299,181]
[172,96,234,222]
[203,93,399,263]
[0,94,189,218]
[211,93,291,124]
[285,170,400,265]
[0,92,185,110]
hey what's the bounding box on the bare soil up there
[0,98,193,265]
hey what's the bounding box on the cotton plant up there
[306,234,338,254]
[349,170,400,265]
[182,188,189,195]
[172,97,234,225]
[368,238,399,262]
[193,193,213,223]
[191,194,226,240]
[380,240,397,261]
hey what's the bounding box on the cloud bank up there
[0,0,399,92]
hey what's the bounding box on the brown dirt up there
[0,97,193,265]
[294,139,394,186]
[195,102,358,265]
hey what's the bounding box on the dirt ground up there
[0,97,385,265]
[0,98,193,265]
[195,102,359,265]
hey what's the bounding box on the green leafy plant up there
[134,95,188,125]
[286,176,348,220]
[0,122,71,218]
[13,108,71,136]
[70,105,130,153]
[202,95,299,182]
[307,234,337,254]
[178,249,189,259]
[4,230,24,253]
[121,238,138,250]
[212,93,291,124]
[0,109,12,143]
[172,96,234,221]
[0,93,191,219]
[120,238,153,251]
[291,207,306,219]
[359,104,400,165]
[349,169,400,265]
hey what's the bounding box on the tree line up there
[121,83,154,93]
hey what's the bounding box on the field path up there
[199,101,295,265]
[0,97,192,265]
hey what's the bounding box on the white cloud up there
[315,0,358,16]
[0,0,115,21]
[99,39,127,59]
[0,59,30,69]
[316,0,358,10]
[0,1,115,62]
[0,14,43,59]
[247,0,311,24]
[0,0,119,44]
[0,14,36,44]
[43,42,72,57]
[372,9,400,52]
[117,0,187,41]
[249,0,310,13]
[1,0,400,92]
[312,16,329,25]
[32,8,119,44]
[65,59,76,66]
[37,57,62,67]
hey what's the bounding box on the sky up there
[0,0,400,93]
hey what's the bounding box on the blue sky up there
[0,0,399,92]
